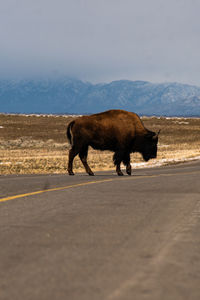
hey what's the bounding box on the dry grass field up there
[0,113,200,174]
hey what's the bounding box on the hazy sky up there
[1,0,200,85]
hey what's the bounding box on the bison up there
[66,109,160,176]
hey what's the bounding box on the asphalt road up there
[1,161,200,300]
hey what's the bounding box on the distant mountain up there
[0,77,200,116]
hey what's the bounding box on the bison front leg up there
[126,164,131,175]
[113,152,124,176]
[123,153,131,176]
[79,147,94,176]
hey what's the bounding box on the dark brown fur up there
[67,109,159,176]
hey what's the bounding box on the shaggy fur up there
[67,109,159,176]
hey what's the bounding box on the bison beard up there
[66,109,159,176]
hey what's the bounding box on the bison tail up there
[66,121,75,145]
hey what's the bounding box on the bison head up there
[141,130,160,162]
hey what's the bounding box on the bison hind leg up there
[68,146,79,175]
[79,147,94,176]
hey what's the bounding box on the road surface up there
[0,161,200,300]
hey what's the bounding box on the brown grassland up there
[0,113,200,174]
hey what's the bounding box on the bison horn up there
[153,130,161,140]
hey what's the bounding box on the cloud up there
[1,0,200,85]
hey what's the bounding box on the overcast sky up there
[1,0,200,85]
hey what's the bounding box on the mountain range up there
[0,77,200,116]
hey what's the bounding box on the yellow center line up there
[0,179,114,203]
[1,169,200,203]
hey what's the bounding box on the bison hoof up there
[68,171,75,175]
[117,172,124,176]
[88,172,94,176]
